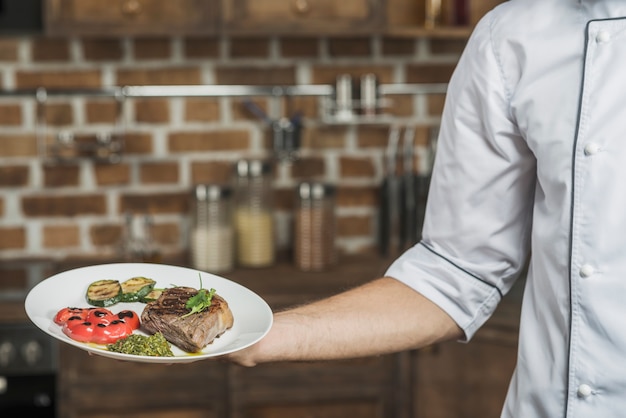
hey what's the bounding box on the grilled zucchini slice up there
[120,276,156,302]
[139,288,164,303]
[87,279,123,307]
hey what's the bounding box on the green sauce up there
[106,332,174,357]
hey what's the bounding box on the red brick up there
[336,185,378,208]
[428,94,446,116]
[140,161,179,184]
[0,165,29,187]
[337,214,372,237]
[0,39,18,62]
[301,126,348,150]
[387,95,415,117]
[168,130,250,152]
[81,39,124,61]
[339,156,375,178]
[43,164,80,187]
[0,104,22,125]
[93,163,131,186]
[230,38,270,58]
[31,38,71,62]
[43,224,80,248]
[290,157,325,179]
[382,37,417,56]
[134,99,170,123]
[44,102,73,126]
[280,38,319,58]
[85,100,120,124]
[0,227,26,250]
[152,223,180,245]
[117,67,201,86]
[356,125,389,148]
[185,98,220,122]
[190,160,234,184]
[414,125,433,147]
[122,132,153,155]
[0,134,38,157]
[327,37,371,57]
[215,66,296,85]
[22,194,107,217]
[133,38,172,60]
[406,63,456,84]
[430,39,467,55]
[15,70,102,89]
[119,192,189,214]
[183,37,220,58]
[90,224,123,246]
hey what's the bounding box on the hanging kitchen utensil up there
[243,99,302,160]
[415,126,438,241]
[379,125,401,257]
[400,126,417,250]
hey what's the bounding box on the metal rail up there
[0,83,447,99]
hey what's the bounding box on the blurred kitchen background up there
[0,1,522,418]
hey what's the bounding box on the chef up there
[228,1,626,416]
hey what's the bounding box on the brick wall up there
[0,35,465,263]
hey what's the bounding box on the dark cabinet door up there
[44,0,220,36]
[221,0,386,35]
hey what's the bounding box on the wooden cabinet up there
[220,0,385,36]
[58,347,405,418]
[57,346,229,418]
[44,0,220,37]
[412,335,517,417]
[229,355,406,418]
[42,0,505,38]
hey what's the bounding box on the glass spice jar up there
[294,182,337,271]
[234,159,275,268]
[190,184,235,274]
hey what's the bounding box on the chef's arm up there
[227,277,463,367]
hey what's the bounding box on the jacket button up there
[584,143,600,156]
[596,30,611,43]
[577,383,593,398]
[580,264,595,278]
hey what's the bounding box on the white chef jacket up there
[385,0,626,416]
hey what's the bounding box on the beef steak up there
[141,286,234,353]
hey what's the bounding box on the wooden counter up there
[4,255,521,418]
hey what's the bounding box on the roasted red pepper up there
[53,307,97,325]
[55,307,140,345]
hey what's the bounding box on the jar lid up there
[193,184,232,201]
[296,182,335,200]
[235,159,272,177]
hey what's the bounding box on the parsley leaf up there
[181,274,216,319]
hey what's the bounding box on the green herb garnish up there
[181,274,216,319]
[107,332,174,357]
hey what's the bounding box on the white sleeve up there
[386,11,535,341]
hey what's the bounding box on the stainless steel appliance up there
[0,261,58,416]
[0,323,58,416]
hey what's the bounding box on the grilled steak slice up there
[141,286,234,353]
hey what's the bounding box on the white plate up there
[25,263,273,364]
